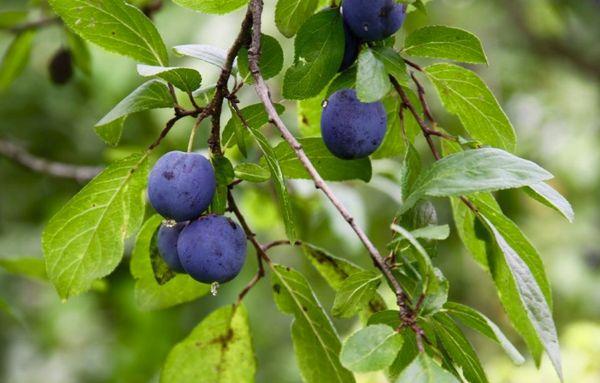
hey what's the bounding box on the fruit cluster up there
[147,1,407,286]
[322,0,407,159]
[148,151,247,284]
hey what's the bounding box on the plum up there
[157,222,186,273]
[321,88,387,159]
[147,151,216,222]
[177,214,247,284]
[340,21,360,71]
[342,0,406,42]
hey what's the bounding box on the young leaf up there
[371,47,410,86]
[234,163,270,183]
[524,182,574,223]
[0,31,35,91]
[271,138,372,182]
[409,225,450,241]
[425,64,516,151]
[43,154,148,299]
[404,26,487,64]
[210,156,235,215]
[0,257,47,282]
[391,224,434,276]
[431,313,489,383]
[356,48,391,103]
[283,9,345,100]
[479,214,562,380]
[222,103,285,149]
[244,118,297,242]
[161,304,255,382]
[332,270,381,318]
[172,0,248,14]
[402,148,553,212]
[137,65,202,93]
[340,324,404,373]
[270,264,355,383]
[444,302,525,365]
[420,268,449,316]
[130,216,209,310]
[94,80,173,146]
[173,44,228,69]
[395,353,460,383]
[238,34,284,83]
[302,243,387,319]
[275,0,319,37]
[49,0,168,66]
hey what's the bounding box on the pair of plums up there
[324,0,407,159]
[148,151,247,284]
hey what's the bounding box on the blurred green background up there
[0,0,599,382]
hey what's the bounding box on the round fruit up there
[342,0,406,42]
[321,88,387,159]
[156,222,186,273]
[147,151,216,222]
[177,215,247,284]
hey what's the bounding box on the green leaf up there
[234,163,270,183]
[0,257,47,282]
[42,154,148,299]
[173,44,228,69]
[95,80,173,146]
[420,268,449,316]
[298,90,326,137]
[404,26,487,64]
[332,270,381,318]
[356,48,391,102]
[173,0,248,14]
[244,117,297,242]
[479,213,562,380]
[431,313,489,383]
[395,353,460,383]
[302,243,387,320]
[130,216,210,310]
[223,103,285,149]
[402,148,553,212]
[371,46,410,85]
[161,304,255,383]
[340,324,404,373]
[444,302,525,365]
[275,0,319,37]
[270,264,355,383]
[211,156,235,215]
[49,0,168,66]
[65,28,92,76]
[0,31,35,92]
[270,137,372,182]
[409,225,450,241]
[283,9,344,100]
[390,224,433,277]
[238,34,284,83]
[137,65,202,93]
[326,67,357,97]
[425,63,516,151]
[524,182,574,223]
[0,11,28,28]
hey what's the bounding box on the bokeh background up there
[1,0,599,382]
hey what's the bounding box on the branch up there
[2,17,60,34]
[247,0,415,323]
[0,138,102,181]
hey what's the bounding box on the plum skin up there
[342,0,406,42]
[147,151,216,222]
[157,222,186,273]
[321,88,387,159]
[177,215,247,284]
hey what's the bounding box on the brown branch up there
[0,138,102,181]
[247,0,416,326]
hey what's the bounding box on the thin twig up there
[0,138,103,181]
[2,17,59,34]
